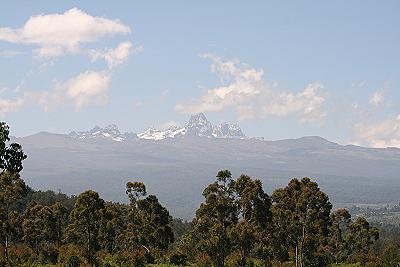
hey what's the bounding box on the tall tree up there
[346,216,379,264]
[124,181,174,252]
[51,202,69,247]
[328,208,351,263]
[22,202,56,255]
[0,122,28,263]
[271,178,332,267]
[126,181,146,204]
[191,170,238,267]
[124,181,149,250]
[99,203,127,253]
[231,174,272,267]
[65,190,105,266]
[137,194,174,250]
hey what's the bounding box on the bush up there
[169,253,188,266]
[381,244,399,267]
[66,255,81,267]
[7,246,36,266]
[97,250,146,267]
[39,245,59,264]
[195,252,212,267]
[58,244,84,266]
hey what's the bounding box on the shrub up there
[39,245,59,264]
[58,244,84,266]
[195,252,212,267]
[169,253,188,266]
[66,255,81,267]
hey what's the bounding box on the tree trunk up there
[4,236,9,264]
[87,226,92,267]
[295,243,298,267]
[240,249,246,267]
[216,253,225,267]
[300,225,305,267]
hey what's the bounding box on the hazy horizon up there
[1,1,400,148]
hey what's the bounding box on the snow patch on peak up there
[212,122,246,138]
[69,124,134,142]
[137,113,246,141]
[69,114,247,142]
[186,113,213,137]
[137,126,187,140]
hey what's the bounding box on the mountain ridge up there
[12,121,400,219]
[66,113,247,142]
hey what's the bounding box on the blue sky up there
[0,1,399,147]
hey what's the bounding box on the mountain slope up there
[15,125,400,219]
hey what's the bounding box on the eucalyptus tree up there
[0,122,28,263]
[191,170,238,267]
[124,181,174,252]
[329,208,352,263]
[271,178,332,267]
[231,174,272,267]
[346,216,379,264]
[22,202,56,255]
[65,190,105,266]
[99,203,127,253]
[51,201,69,247]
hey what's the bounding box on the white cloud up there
[352,115,400,148]
[369,91,384,107]
[175,54,326,123]
[262,83,326,122]
[38,70,110,111]
[89,41,141,69]
[0,8,131,58]
[0,97,25,116]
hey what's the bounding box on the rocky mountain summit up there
[69,113,246,141]
[69,124,134,142]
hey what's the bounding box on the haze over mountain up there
[14,113,400,219]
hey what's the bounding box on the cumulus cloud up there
[0,71,110,115]
[0,8,131,58]
[175,54,326,122]
[352,115,400,148]
[38,70,110,111]
[89,41,141,69]
[369,91,384,107]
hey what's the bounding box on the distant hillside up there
[14,114,400,219]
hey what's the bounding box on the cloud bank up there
[0,8,131,58]
[353,115,400,148]
[90,41,142,69]
[37,71,110,111]
[176,54,326,123]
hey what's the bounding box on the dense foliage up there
[0,122,399,267]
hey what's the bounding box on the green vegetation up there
[0,122,399,266]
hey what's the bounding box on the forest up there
[0,122,400,267]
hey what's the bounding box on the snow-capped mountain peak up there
[187,113,209,126]
[69,124,132,142]
[68,113,246,142]
[137,113,246,141]
[212,122,246,138]
[137,125,187,140]
[186,113,213,137]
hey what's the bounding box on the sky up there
[0,1,399,147]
